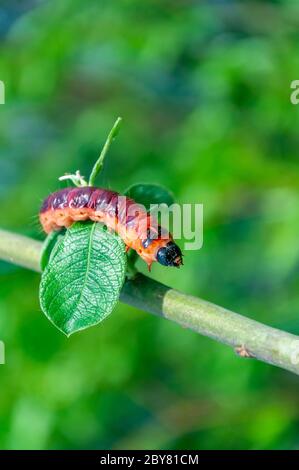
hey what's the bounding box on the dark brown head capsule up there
[156,241,183,267]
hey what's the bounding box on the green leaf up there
[124,183,175,211]
[40,229,66,271]
[39,222,126,336]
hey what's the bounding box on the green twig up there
[1,228,299,376]
[88,117,122,186]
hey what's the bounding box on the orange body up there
[39,186,177,269]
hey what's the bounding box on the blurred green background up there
[1,0,299,450]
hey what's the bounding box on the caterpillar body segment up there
[40,186,183,270]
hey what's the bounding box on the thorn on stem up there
[235,345,255,359]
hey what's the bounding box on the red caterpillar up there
[39,186,183,270]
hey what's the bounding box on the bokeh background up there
[1,0,299,450]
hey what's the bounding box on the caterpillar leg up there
[147,261,153,272]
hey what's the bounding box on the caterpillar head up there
[156,241,183,268]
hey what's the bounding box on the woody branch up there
[1,228,299,376]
